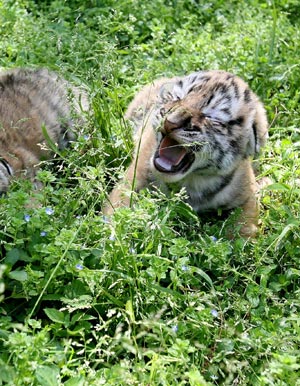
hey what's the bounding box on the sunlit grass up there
[0,1,300,384]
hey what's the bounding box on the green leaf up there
[125,299,135,323]
[265,183,290,191]
[187,368,213,386]
[35,365,60,386]
[44,308,66,324]
[275,220,300,250]
[0,329,9,339]
[8,270,27,282]
[217,338,235,353]
[192,266,214,289]
[41,124,62,156]
[0,364,16,383]
[4,248,20,266]
[169,238,191,257]
[64,376,85,386]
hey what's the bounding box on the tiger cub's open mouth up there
[153,135,195,173]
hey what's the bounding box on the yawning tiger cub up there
[104,70,269,237]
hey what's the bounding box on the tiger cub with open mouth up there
[0,67,88,193]
[104,70,269,237]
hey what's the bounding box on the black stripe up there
[229,139,241,155]
[231,80,240,99]
[218,83,227,94]
[206,94,214,106]
[244,88,251,103]
[220,107,231,116]
[0,158,12,176]
[252,122,258,153]
[198,75,211,83]
[228,116,244,126]
[188,75,197,84]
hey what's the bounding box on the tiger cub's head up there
[151,70,268,183]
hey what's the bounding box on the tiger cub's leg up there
[238,167,273,237]
[235,165,261,238]
[238,193,259,238]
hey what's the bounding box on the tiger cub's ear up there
[159,82,176,103]
[158,80,186,103]
[254,103,269,152]
[246,103,268,157]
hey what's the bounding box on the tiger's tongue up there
[155,136,187,172]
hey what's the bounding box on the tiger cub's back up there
[0,67,88,192]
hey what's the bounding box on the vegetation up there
[1,0,300,384]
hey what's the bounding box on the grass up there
[1,0,300,384]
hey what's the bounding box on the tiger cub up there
[104,70,269,237]
[0,67,88,193]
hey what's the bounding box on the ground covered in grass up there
[0,0,300,384]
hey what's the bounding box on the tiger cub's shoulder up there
[0,67,89,133]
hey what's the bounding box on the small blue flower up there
[211,309,219,318]
[210,236,218,242]
[171,325,178,333]
[83,134,89,141]
[45,207,54,215]
[75,264,84,270]
[109,234,115,241]
[181,265,189,272]
[40,231,47,237]
[24,214,31,222]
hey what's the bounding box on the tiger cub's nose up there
[164,107,193,134]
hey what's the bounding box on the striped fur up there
[104,70,269,237]
[0,68,88,193]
